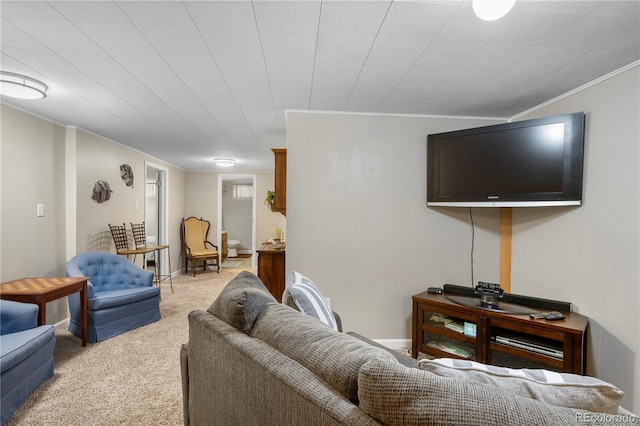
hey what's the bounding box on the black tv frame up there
[427,112,585,208]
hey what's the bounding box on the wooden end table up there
[257,243,285,302]
[0,276,89,346]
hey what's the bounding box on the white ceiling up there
[1,1,638,171]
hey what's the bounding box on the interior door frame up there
[145,161,169,275]
[217,174,257,269]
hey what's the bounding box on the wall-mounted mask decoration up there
[120,164,134,187]
[92,180,113,203]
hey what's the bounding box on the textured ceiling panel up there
[0,0,638,171]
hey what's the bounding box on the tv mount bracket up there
[474,281,504,309]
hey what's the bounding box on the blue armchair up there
[65,252,161,343]
[1,300,55,424]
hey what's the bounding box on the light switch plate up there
[37,203,45,217]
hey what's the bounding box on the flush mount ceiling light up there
[213,158,236,167]
[0,71,48,100]
[472,0,516,21]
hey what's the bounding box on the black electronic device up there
[427,112,585,207]
[427,287,443,295]
[474,281,504,309]
[544,311,566,321]
[442,283,572,315]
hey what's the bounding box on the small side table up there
[0,276,89,346]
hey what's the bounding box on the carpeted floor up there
[6,267,250,426]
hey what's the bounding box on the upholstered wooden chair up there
[181,217,220,276]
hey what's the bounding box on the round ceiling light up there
[213,158,236,167]
[472,0,516,21]
[0,71,48,100]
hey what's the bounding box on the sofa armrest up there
[0,300,38,335]
[618,406,637,416]
[347,331,418,369]
[180,343,190,426]
[332,311,343,333]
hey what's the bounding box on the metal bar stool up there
[108,223,155,266]
[131,222,173,293]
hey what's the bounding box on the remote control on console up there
[544,311,565,321]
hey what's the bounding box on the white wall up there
[512,66,639,412]
[286,65,639,412]
[1,106,187,324]
[286,112,503,337]
[0,104,67,323]
[75,128,185,273]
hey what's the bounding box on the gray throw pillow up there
[208,271,276,333]
[419,358,623,414]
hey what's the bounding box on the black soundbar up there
[443,284,572,312]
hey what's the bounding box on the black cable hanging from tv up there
[469,207,475,288]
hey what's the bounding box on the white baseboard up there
[54,318,69,331]
[372,338,411,350]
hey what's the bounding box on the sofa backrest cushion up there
[419,358,623,415]
[208,271,277,333]
[358,358,600,426]
[250,303,395,403]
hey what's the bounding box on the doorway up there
[217,174,257,270]
[145,162,169,275]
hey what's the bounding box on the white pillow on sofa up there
[418,358,623,414]
[283,271,338,331]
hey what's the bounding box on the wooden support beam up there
[500,207,512,293]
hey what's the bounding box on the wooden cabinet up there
[257,244,286,302]
[412,291,588,374]
[221,232,228,262]
[272,149,286,216]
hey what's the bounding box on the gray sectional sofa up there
[180,271,637,425]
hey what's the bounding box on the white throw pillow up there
[285,271,338,331]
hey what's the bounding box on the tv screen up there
[427,112,585,207]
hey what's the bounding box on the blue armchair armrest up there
[64,262,96,299]
[0,300,38,335]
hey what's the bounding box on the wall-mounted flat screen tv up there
[427,112,585,207]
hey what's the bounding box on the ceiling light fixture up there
[213,158,236,167]
[472,0,516,21]
[0,71,48,100]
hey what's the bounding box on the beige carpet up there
[6,267,250,426]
